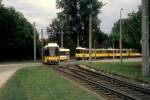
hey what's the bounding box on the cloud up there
[100,0,141,33]
[3,0,59,32]
[2,0,141,34]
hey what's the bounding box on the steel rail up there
[71,68,150,100]
[52,66,139,100]
[76,65,150,94]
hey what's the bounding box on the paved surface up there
[0,58,147,89]
[0,63,42,88]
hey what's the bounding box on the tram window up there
[66,52,69,55]
[83,50,86,53]
[102,50,104,53]
[76,49,81,53]
[117,50,119,53]
[113,50,115,53]
[97,50,99,53]
[124,50,127,53]
[106,50,109,53]
[44,49,49,56]
[133,50,137,53]
[49,47,59,56]
[106,50,108,53]
[86,50,88,54]
[60,51,68,56]
[108,50,111,53]
[99,50,102,53]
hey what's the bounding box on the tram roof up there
[44,43,59,48]
[76,47,87,50]
[59,48,70,51]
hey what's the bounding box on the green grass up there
[0,66,100,100]
[87,62,150,83]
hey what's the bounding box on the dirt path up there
[0,63,42,88]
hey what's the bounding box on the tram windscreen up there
[49,47,59,56]
[60,51,69,56]
[44,47,59,56]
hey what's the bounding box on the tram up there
[43,43,60,64]
[75,47,141,59]
[59,48,70,61]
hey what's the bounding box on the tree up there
[48,0,107,55]
[0,6,40,61]
[111,7,143,51]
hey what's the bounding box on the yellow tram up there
[75,47,141,59]
[43,43,60,64]
[59,48,70,61]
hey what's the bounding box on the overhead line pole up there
[61,31,63,48]
[0,0,2,5]
[41,29,44,61]
[77,35,80,47]
[33,22,36,62]
[89,14,92,61]
[142,0,149,76]
[119,8,123,63]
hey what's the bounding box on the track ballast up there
[50,64,150,100]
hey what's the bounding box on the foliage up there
[111,9,141,50]
[47,0,107,55]
[0,6,40,61]
[0,67,100,100]
[111,7,150,51]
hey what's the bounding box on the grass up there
[87,62,150,83]
[0,66,100,100]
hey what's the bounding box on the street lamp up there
[120,8,123,63]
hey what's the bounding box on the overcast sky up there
[2,0,141,35]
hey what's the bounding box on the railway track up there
[51,64,150,100]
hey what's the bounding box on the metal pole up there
[89,14,92,61]
[33,22,36,62]
[113,40,115,59]
[61,31,63,48]
[0,0,2,8]
[120,8,123,63]
[142,0,149,76]
[77,35,79,47]
[0,0,2,5]
[94,39,96,59]
[41,29,44,61]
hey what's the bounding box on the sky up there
[2,0,141,35]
